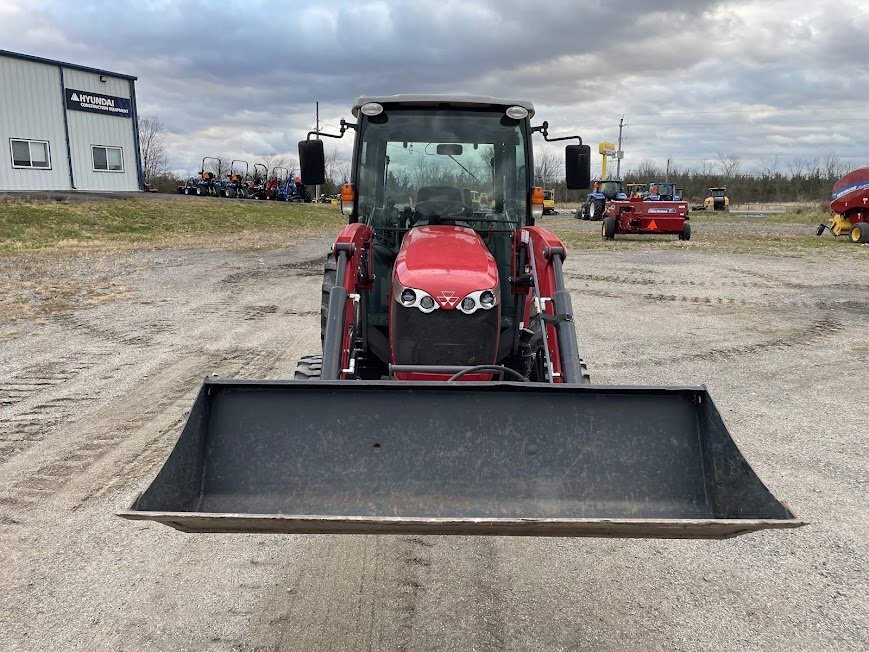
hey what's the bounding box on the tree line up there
[535,151,854,205]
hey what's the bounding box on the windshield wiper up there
[447,155,480,183]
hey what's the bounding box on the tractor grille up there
[391,304,499,367]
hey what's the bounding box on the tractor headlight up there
[394,280,438,313]
[400,288,416,306]
[457,288,499,314]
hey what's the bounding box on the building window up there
[92,145,124,172]
[10,139,51,169]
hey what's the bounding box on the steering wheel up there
[413,199,469,224]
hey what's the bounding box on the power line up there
[624,103,869,117]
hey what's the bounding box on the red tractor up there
[601,184,691,241]
[122,96,800,539]
[817,167,869,243]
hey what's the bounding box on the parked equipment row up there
[177,157,312,201]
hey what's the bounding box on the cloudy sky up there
[2,0,867,178]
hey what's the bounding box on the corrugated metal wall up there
[63,68,139,191]
[0,53,141,192]
[0,56,71,190]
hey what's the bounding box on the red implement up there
[830,167,869,217]
[602,197,691,240]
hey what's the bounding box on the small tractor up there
[122,95,800,539]
[285,174,311,202]
[542,189,556,215]
[625,182,646,198]
[177,157,222,196]
[222,160,249,198]
[246,163,269,199]
[578,178,627,220]
[264,166,290,200]
[703,187,729,211]
[817,167,869,243]
[601,192,691,241]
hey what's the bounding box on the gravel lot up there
[1,217,867,651]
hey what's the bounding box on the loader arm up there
[321,223,372,380]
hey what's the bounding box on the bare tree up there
[758,155,780,178]
[326,148,352,185]
[261,154,290,177]
[786,157,807,179]
[821,152,845,180]
[715,152,742,179]
[137,115,169,182]
[534,147,560,186]
[633,160,662,180]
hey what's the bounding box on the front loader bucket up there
[120,380,804,538]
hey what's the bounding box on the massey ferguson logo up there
[437,290,458,308]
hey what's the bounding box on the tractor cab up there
[704,187,729,211]
[596,179,626,200]
[646,182,676,201]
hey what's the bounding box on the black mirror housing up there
[298,140,326,186]
[565,145,591,190]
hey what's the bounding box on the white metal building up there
[0,49,143,192]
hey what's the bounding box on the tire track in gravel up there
[628,316,844,367]
[0,250,316,526]
[566,271,785,290]
[247,534,435,651]
[0,331,293,525]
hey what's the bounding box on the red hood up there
[394,226,499,310]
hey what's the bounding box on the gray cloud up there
[1,0,867,175]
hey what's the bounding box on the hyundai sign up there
[65,88,132,118]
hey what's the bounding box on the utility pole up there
[315,101,320,202]
[615,116,626,179]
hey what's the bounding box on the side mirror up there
[565,145,590,190]
[298,140,326,186]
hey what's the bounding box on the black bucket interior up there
[122,380,800,537]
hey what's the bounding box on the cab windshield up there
[356,109,529,230]
[598,181,622,198]
[653,183,675,196]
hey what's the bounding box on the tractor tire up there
[602,216,616,240]
[321,253,338,344]
[581,203,591,220]
[294,354,323,380]
[196,187,204,196]
[183,187,190,195]
[849,222,869,243]
[589,198,605,221]
[679,222,692,241]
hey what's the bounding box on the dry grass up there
[0,196,344,255]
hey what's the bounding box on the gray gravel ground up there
[0,223,867,651]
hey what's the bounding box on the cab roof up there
[352,94,535,118]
